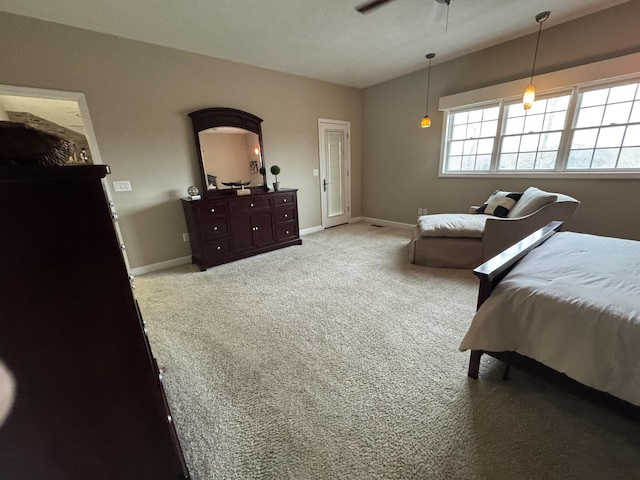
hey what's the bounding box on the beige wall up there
[362,1,640,240]
[0,12,362,269]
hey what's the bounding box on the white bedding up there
[460,231,640,407]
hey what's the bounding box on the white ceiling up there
[0,0,630,88]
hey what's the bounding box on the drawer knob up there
[210,208,215,213]
[217,246,221,250]
[283,199,287,203]
[213,226,218,231]
[284,214,288,218]
[250,203,254,207]
[286,230,290,234]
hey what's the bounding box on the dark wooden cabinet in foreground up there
[0,165,189,479]
[182,188,302,270]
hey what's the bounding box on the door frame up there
[318,118,351,229]
[0,84,131,271]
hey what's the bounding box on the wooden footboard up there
[466,221,640,419]
[468,221,563,377]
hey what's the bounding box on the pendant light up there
[421,53,436,128]
[523,11,550,110]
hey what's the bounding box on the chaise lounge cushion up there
[418,213,492,238]
[507,186,557,218]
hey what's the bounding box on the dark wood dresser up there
[182,188,302,270]
[0,165,189,479]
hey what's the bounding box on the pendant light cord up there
[445,3,450,34]
[528,23,542,83]
[529,14,548,84]
[425,56,433,115]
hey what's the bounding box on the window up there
[441,78,640,176]
[446,106,499,172]
[499,95,569,171]
[568,83,640,170]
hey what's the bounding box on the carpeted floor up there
[135,222,640,480]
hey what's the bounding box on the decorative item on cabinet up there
[187,185,201,200]
[270,164,281,191]
[0,164,190,479]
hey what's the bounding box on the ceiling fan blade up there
[355,0,395,14]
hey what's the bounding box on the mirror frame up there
[189,107,268,195]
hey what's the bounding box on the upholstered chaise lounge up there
[408,187,580,269]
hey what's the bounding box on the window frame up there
[439,76,640,179]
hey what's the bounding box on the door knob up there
[323,179,330,192]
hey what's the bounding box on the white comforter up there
[460,231,640,407]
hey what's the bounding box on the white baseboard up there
[301,217,412,234]
[361,217,414,230]
[302,217,362,235]
[300,225,324,236]
[131,255,192,276]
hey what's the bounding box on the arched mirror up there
[189,108,268,194]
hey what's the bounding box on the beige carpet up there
[135,222,640,480]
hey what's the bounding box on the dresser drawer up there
[275,205,296,224]
[202,238,232,258]
[199,219,230,241]
[195,202,227,220]
[276,223,298,241]
[272,193,296,206]
[230,197,271,212]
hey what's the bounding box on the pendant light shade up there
[523,85,536,110]
[523,11,550,110]
[421,53,436,128]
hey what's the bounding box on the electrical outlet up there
[182,233,190,242]
[313,169,319,177]
[417,207,422,215]
[421,207,428,215]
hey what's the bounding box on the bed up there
[460,221,640,412]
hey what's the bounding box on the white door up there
[318,119,350,228]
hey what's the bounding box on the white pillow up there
[507,187,557,218]
[476,190,523,218]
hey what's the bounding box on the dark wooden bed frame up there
[467,221,640,420]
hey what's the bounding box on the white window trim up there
[438,52,640,179]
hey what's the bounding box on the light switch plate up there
[113,181,132,192]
